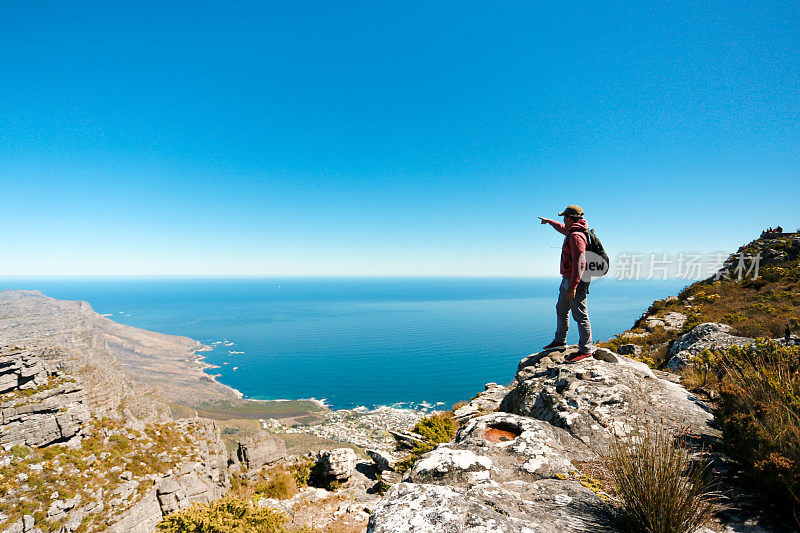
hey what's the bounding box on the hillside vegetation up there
[602,232,800,368]
[602,231,800,526]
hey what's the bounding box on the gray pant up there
[554,278,593,353]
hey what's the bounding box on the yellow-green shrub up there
[717,340,800,525]
[156,497,287,532]
[254,468,297,500]
[396,412,457,472]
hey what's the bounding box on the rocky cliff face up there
[0,291,233,533]
[0,346,91,449]
[0,290,240,420]
[0,344,230,532]
[0,290,163,422]
[106,418,229,533]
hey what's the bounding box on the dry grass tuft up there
[256,467,299,500]
[604,424,717,533]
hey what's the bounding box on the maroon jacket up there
[546,218,588,289]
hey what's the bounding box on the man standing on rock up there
[538,205,594,363]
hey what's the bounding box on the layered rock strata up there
[0,347,90,448]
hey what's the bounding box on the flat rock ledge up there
[1,347,90,448]
[368,479,609,533]
[370,412,607,532]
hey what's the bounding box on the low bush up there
[414,412,457,443]
[604,424,716,533]
[288,459,314,487]
[396,412,457,472]
[716,340,800,525]
[254,468,298,500]
[601,328,676,369]
[156,497,288,532]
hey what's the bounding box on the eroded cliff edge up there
[0,289,240,416]
[0,291,233,532]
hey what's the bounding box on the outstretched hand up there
[538,217,549,225]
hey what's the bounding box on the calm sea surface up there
[0,277,685,409]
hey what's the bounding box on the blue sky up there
[1,1,798,275]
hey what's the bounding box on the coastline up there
[189,341,244,400]
[96,314,245,406]
[192,343,334,410]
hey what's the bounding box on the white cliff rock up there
[503,347,716,448]
[368,479,608,533]
[235,433,286,474]
[452,382,511,422]
[317,448,357,483]
[666,323,753,370]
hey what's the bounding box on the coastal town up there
[259,405,438,452]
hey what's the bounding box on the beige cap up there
[558,205,584,218]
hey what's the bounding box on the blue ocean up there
[0,277,684,409]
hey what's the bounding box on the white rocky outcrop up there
[234,433,286,474]
[645,311,687,331]
[370,344,722,531]
[503,346,715,448]
[317,448,357,483]
[452,382,511,422]
[665,323,754,370]
[369,479,608,533]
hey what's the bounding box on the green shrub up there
[396,413,457,472]
[288,459,313,487]
[717,340,800,524]
[414,413,456,444]
[604,424,716,533]
[678,312,701,335]
[156,497,287,532]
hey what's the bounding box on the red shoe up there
[567,352,592,364]
[542,341,567,350]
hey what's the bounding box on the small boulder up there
[406,447,493,486]
[592,347,618,363]
[617,344,641,356]
[666,323,753,370]
[388,430,426,449]
[366,449,394,472]
[156,479,189,515]
[317,448,357,483]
